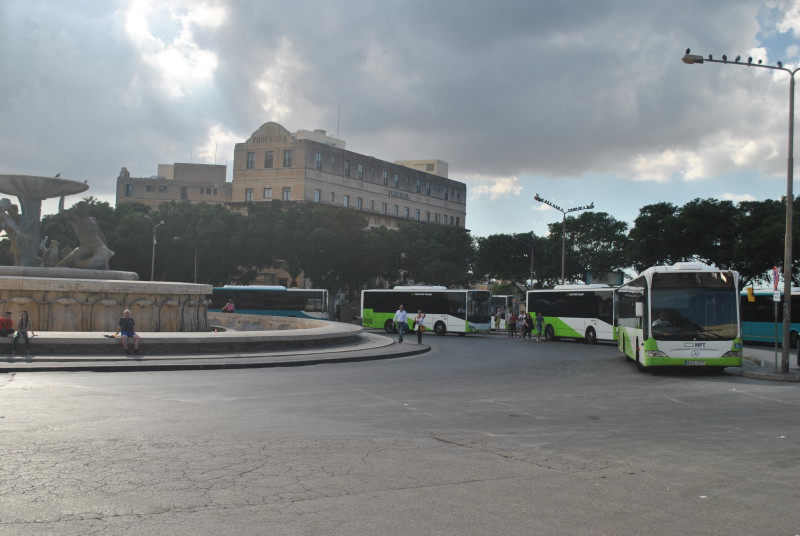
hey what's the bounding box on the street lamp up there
[533,194,594,284]
[173,237,197,283]
[682,48,798,374]
[144,215,164,281]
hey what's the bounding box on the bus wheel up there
[434,322,447,336]
[545,325,556,341]
[585,327,597,345]
[384,319,396,333]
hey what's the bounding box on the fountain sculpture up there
[0,174,210,332]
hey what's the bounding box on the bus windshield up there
[651,288,738,340]
[468,291,492,324]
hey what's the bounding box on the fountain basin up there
[0,276,210,332]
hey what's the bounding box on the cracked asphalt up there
[0,334,798,535]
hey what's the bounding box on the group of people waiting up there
[503,310,545,341]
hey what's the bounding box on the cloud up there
[468,176,522,200]
[1,0,798,230]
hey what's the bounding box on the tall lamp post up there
[533,194,594,284]
[144,215,164,281]
[682,49,798,373]
[173,237,197,283]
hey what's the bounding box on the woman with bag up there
[413,309,426,344]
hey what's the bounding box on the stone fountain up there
[0,174,210,332]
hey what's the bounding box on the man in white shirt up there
[393,304,408,343]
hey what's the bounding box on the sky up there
[1,0,800,239]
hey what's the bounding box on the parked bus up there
[361,286,492,336]
[210,286,329,319]
[526,285,616,344]
[617,262,742,370]
[490,294,521,331]
[740,288,800,346]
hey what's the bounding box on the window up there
[180,187,188,200]
[246,152,255,169]
[330,192,335,202]
[245,188,254,201]
[146,185,155,192]
[357,163,364,180]
[283,150,292,167]
[314,189,321,202]
[456,217,460,227]
[382,171,388,185]
[393,205,399,217]
[315,152,322,170]
[331,155,336,169]
[382,202,387,214]
[282,187,291,200]
[159,186,168,193]
[343,195,350,208]
[444,186,449,200]
[426,181,431,195]
[265,151,274,168]
[404,207,409,219]
[124,184,133,197]
[415,209,420,221]
[357,197,363,210]
[450,216,454,225]
[425,211,430,222]
[263,187,272,199]
[415,179,420,193]
[344,159,350,177]
[426,163,434,171]
[393,173,399,188]
[435,214,440,223]
[456,188,461,201]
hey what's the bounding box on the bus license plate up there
[684,360,705,366]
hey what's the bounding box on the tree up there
[628,202,682,273]
[568,211,629,281]
[396,222,475,288]
[474,232,547,289]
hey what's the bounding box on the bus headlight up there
[645,350,667,357]
[722,350,742,358]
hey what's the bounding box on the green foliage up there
[6,194,800,292]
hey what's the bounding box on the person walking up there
[413,309,426,344]
[117,309,141,355]
[393,304,408,343]
[11,310,34,356]
[508,312,517,338]
[535,312,544,342]
[522,312,533,340]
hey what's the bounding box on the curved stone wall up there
[0,276,211,332]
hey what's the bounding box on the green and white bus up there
[526,285,616,344]
[617,262,742,370]
[361,286,492,336]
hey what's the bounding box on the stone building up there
[116,163,230,209]
[230,122,467,229]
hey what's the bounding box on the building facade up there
[116,163,230,209]
[231,122,467,229]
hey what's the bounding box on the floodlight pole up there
[683,51,798,373]
[533,194,594,284]
[145,215,164,282]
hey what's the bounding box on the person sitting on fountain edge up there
[117,309,140,355]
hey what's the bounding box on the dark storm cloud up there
[0,0,795,209]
